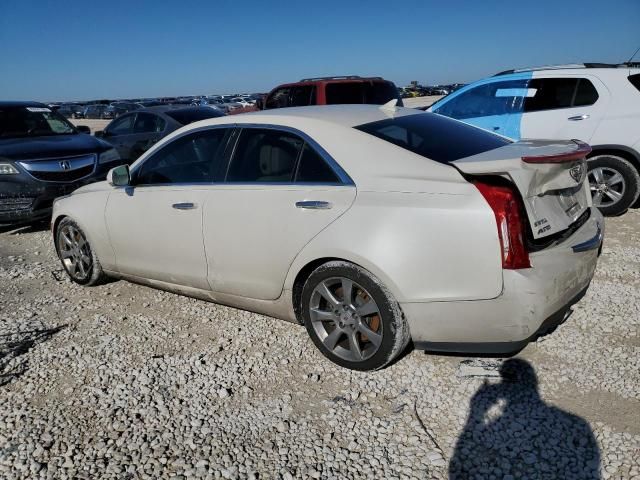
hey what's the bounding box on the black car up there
[106,102,142,118]
[0,101,124,225]
[82,104,110,119]
[95,106,225,163]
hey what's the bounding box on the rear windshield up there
[165,108,224,125]
[355,113,511,163]
[326,81,401,105]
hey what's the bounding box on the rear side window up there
[290,86,316,107]
[295,143,339,183]
[135,128,229,185]
[107,114,134,135]
[524,78,578,111]
[573,79,599,106]
[325,81,400,105]
[226,128,303,182]
[265,88,291,109]
[355,113,511,164]
[628,74,640,92]
[133,113,165,133]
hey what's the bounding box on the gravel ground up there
[0,209,639,480]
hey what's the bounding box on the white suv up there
[428,63,640,216]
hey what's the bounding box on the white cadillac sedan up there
[51,105,604,370]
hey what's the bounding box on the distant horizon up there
[1,0,638,103]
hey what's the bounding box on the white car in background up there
[429,63,640,216]
[51,105,603,370]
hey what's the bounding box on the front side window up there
[133,113,165,133]
[356,113,511,164]
[226,128,303,183]
[108,114,134,135]
[135,128,229,185]
[265,88,291,109]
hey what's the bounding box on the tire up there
[55,218,106,286]
[587,154,640,216]
[300,261,410,371]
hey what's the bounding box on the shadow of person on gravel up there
[449,358,600,480]
[0,325,66,386]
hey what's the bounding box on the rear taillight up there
[474,180,531,269]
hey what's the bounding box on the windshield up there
[355,112,511,164]
[0,106,77,138]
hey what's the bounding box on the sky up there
[1,0,638,102]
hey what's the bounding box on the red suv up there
[261,76,403,109]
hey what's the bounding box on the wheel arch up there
[588,145,640,172]
[291,257,343,324]
[51,214,68,254]
[289,255,404,325]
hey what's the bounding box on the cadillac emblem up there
[569,162,585,183]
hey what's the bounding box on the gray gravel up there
[1,209,639,479]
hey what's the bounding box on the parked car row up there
[400,83,465,98]
[95,106,224,163]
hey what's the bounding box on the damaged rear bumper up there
[404,207,604,354]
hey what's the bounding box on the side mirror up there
[76,125,91,134]
[107,164,130,187]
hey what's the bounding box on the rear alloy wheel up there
[56,218,106,286]
[301,261,410,371]
[587,155,640,216]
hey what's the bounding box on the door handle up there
[568,114,590,121]
[295,200,332,210]
[172,202,196,210]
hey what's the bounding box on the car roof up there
[495,62,640,76]
[202,104,422,128]
[0,101,48,108]
[272,77,393,89]
[139,105,214,114]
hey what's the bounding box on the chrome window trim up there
[130,123,355,188]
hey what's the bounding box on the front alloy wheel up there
[56,218,105,285]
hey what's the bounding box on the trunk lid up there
[453,139,591,239]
